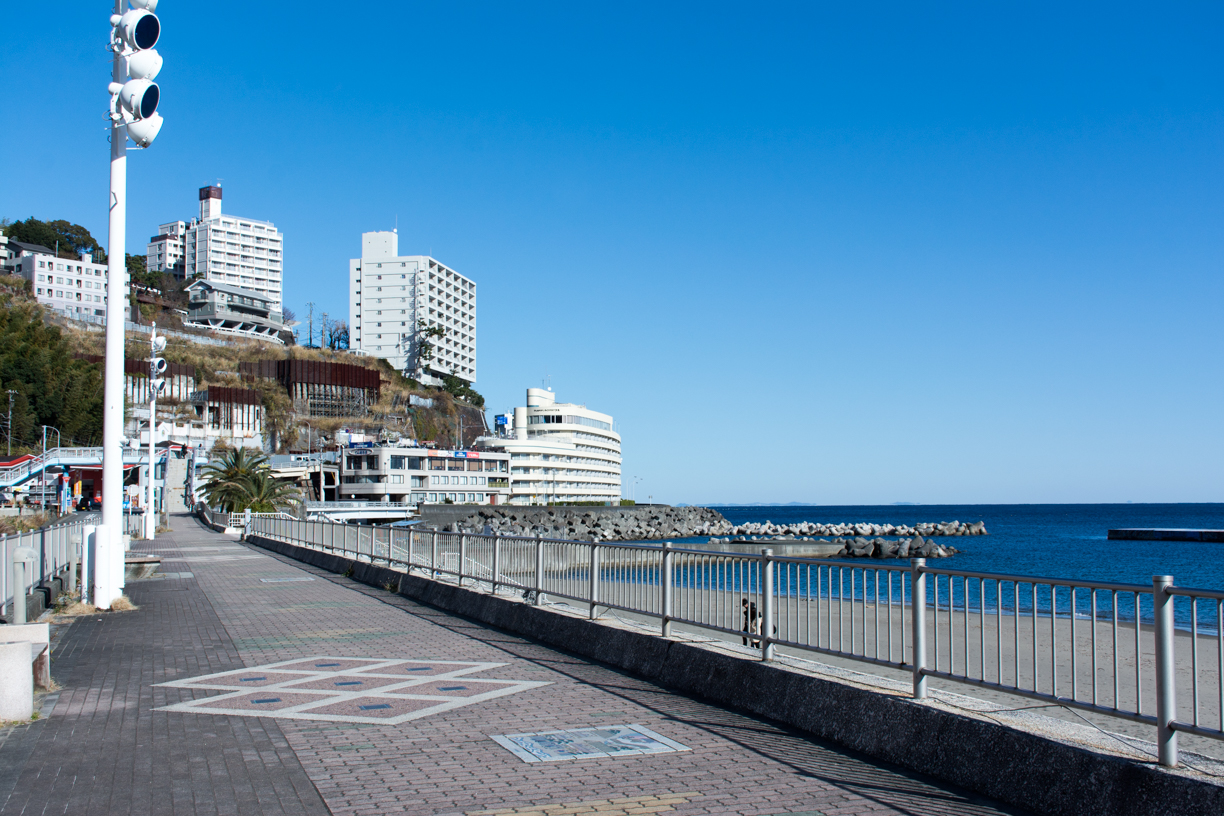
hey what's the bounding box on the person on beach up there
[742,598,761,647]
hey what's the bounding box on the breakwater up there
[419,505,985,545]
[716,519,987,538]
[419,505,728,541]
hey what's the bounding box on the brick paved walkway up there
[0,515,1028,816]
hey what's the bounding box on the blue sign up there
[350,442,374,449]
[495,415,508,425]
[453,451,467,458]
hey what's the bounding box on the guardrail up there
[246,517,1223,768]
[304,501,415,510]
[3,513,98,622]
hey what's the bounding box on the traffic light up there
[109,1,164,148]
[150,332,167,398]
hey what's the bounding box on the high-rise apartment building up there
[146,186,284,311]
[349,230,476,385]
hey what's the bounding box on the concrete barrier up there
[0,641,34,721]
[245,533,1224,816]
[1,622,52,691]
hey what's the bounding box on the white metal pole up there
[99,0,128,607]
[145,327,156,540]
[1153,575,1178,767]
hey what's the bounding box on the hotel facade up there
[339,445,510,505]
[483,388,621,505]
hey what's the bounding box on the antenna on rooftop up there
[394,214,397,234]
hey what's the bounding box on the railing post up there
[1153,575,1178,767]
[661,542,673,637]
[457,533,466,587]
[11,539,27,625]
[911,558,928,699]
[69,528,79,595]
[589,543,600,620]
[431,530,439,579]
[761,548,775,661]
[534,533,544,605]
[491,533,501,595]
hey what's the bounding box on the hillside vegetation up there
[0,283,104,450]
[0,272,487,454]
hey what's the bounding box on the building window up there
[390,456,406,469]
[391,475,404,484]
[428,493,437,502]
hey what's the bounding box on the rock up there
[874,539,900,558]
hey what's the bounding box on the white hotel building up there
[147,186,284,312]
[8,240,123,317]
[349,231,476,386]
[483,388,622,505]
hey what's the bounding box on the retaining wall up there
[245,532,1224,816]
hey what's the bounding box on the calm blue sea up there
[700,504,1224,590]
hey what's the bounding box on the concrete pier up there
[1107,528,1224,542]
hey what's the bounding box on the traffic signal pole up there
[99,0,129,608]
[99,0,164,605]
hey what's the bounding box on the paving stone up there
[0,514,1027,816]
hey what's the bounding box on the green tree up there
[198,447,270,511]
[3,218,104,260]
[0,296,104,449]
[441,372,485,408]
[415,319,445,367]
[235,468,301,512]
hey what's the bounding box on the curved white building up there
[483,388,621,505]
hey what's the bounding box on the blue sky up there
[3,2,1222,504]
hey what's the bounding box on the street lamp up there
[99,0,165,607]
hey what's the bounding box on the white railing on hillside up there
[246,516,1224,769]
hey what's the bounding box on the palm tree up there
[236,469,301,513]
[198,447,271,512]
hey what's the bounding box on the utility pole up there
[320,313,328,349]
[306,301,316,347]
[5,390,15,456]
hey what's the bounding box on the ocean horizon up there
[666,502,1224,593]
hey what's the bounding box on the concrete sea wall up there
[248,531,1224,816]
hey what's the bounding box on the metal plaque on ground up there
[490,724,689,763]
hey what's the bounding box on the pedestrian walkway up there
[0,514,1026,816]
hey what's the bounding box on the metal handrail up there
[3,512,96,622]
[244,516,1224,768]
